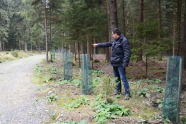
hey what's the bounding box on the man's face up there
[112,32,119,40]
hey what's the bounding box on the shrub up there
[11,51,19,57]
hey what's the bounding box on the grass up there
[0,50,40,63]
[32,55,168,124]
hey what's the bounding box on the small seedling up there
[93,99,132,124]
[51,114,57,120]
[146,78,162,84]
[44,76,53,83]
[35,66,42,74]
[93,59,100,63]
[67,96,89,109]
[47,93,58,103]
[56,80,68,85]
[147,85,164,93]
[152,79,162,83]
[92,70,104,77]
[72,79,81,87]
[156,99,163,109]
[137,88,150,98]
[96,93,105,101]
[156,87,164,93]
[52,67,57,71]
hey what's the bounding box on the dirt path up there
[0,55,51,124]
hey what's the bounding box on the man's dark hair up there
[113,28,121,35]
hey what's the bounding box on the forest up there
[0,0,186,124]
[0,0,186,66]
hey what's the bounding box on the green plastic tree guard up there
[163,56,184,123]
[81,54,93,95]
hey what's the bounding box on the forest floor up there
[0,55,51,124]
[33,54,186,124]
[0,53,185,124]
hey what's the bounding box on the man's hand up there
[123,66,126,68]
[93,44,98,47]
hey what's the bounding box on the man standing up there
[93,28,131,100]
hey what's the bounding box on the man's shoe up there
[124,95,130,100]
[111,92,121,96]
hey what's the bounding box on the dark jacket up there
[98,34,131,67]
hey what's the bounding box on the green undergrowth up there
[66,96,90,109]
[33,57,166,124]
[93,94,132,124]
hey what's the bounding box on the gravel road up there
[0,55,51,124]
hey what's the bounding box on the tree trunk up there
[104,0,110,61]
[25,40,28,52]
[140,0,144,23]
[28,28,31,51]
[0,41,2,52]
[2,42,4,51]
[158,0,162,38]
[183,1,186,69]
[90,38,92,60]
[87,35,90,56]
[81,42,84,54]
[49,7,53,62]
[109,0,118,41]
[38,36,41,53]
[31,42,32,52]
[69,44,71,52]
[36,44,38,52]
[24,31,28,53]
[138,0,144,61]
[172,17,176,56]
[121,0,126,35]
[24,26,28,53]
[44,2,48,62]
[78,42,81,68]
[19,39,21,51]
[93,38,96,55]
[146,55,148,78]
[132,19,135,43]
[75,43,78,61]
[177,0,182,56]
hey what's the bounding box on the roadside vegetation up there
[0,50,41,63]
[32,54,186,124]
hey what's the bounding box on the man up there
[93,28,131,100]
